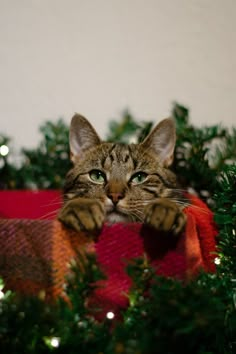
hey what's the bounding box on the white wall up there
[0,0,235,150]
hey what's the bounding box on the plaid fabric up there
[0,194,217,315]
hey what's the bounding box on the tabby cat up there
[58,114,187,236]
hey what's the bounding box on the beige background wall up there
[0,0,235,150]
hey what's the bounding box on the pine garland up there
[214,165,236,277]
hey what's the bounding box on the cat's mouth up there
[106,207,131,223]
[105,200,131,223]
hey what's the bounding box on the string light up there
[0,280,5,300]
[44,336,61,348]
[214,257,221,265]
[128,136,138,144]
[0,145,9,156]
[106,311,115,319]
[0,290,4,300]
[50,337,60,348]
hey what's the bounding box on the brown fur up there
[58,114,187,236]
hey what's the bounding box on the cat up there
[58,114,187,236]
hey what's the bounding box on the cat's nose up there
[107,192,124,205]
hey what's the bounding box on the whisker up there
[40,203,63,211]
[169,198,211,214]
[130,211,144,222]
[128,200,153,206]
[38,209,60,220]
[41,198,63,208]
[119,205,145,222]
[128,208,145,222]
[169,198,190,205]
[172,188,188,193]
[183,204,211,214]
[129,195,210,215]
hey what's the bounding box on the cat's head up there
[63,114,178,223]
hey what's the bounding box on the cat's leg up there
[58,197,105,234]
[144,198,186,235]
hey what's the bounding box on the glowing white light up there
[214,257,221,265]
[233,229,236,236]
[0,145,9,156]
[128,136,138,144]
[106,311,115,319]
[0,290,4,300]
[50,337,60,348]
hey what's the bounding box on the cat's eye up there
[89,170,106,184]
[130,172,148,184]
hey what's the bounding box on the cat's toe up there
[58,198,105,234]
[170,212,187,235]
[58,208,83,232]
[144,198,186,235]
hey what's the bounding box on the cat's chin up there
[106,212,130,224]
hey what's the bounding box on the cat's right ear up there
[141,118,176,167]
[69,114,101,163]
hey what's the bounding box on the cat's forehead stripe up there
[105,144,133,165]
[105,143,154,171]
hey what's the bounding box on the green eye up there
[131,172,148,184]
[89,170,106,184]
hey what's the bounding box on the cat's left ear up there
[141,118,176,167]
[69,114,101,163]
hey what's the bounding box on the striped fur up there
[58,114,187,235]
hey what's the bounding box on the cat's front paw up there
[58,197,105,234]
[144,198,186,235]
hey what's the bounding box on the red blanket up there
[0,194,217,316]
